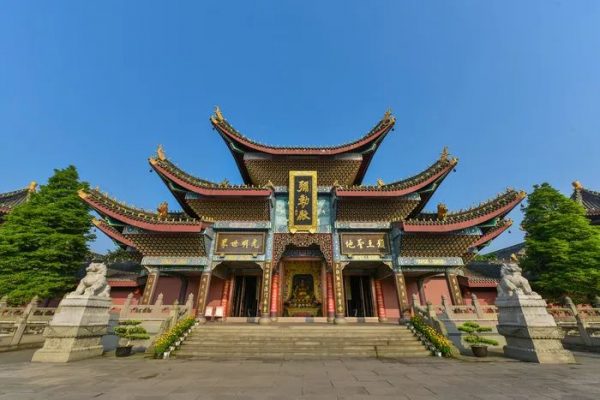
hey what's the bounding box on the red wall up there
[381,276,400,319]
[462,288,497,305]
[110,287,142,305]
[405,278,420,305]
[153,276,182,304]
[422,276,451,305]
[207,276,225,308]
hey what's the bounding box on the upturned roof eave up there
[80,191,207,233]
[401,192,525,233]
[150,158,272,197]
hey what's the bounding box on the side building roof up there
[571,181,600,224]
[0,182,36,219]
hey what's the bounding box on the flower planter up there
[471,345,488,358]
[116,345,133,357]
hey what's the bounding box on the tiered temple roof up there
[210,107,396,186]
[571,181,600,225]
[0,182,36,221]
[83,108,523,263]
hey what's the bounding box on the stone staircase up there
[174,323,431,359]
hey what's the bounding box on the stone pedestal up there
[496,294,575,364]
[32,295,111,363]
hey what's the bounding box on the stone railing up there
[1,292,195,353]
[410,294,449,337]
[103,292,195,353]
[546,297,600,351]
[0,296,56,352]
[419,294,600,353]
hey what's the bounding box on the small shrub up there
[114,320,150,345]
[458,321,498,346]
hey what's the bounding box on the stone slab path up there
[1,349,599,399]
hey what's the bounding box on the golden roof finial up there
[28,181,37,193]
[214,106,224,122]
[376,178,385,188]
[157,201,168,219]
[437,203,448,220]
[440,146,449,161]
[572,180,583,191]
[383,108,395,124]
[157,144,166,161]
[510,253,519,263]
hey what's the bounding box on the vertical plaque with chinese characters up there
[288,171,318,233]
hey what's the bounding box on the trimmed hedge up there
[410,315,454,357]
[153,317,196,358]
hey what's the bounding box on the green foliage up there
[458,321,498,346]
[521,183,600,303]
[410,315,454,357]
[114,320,149,343]
[0,166,94,304]
[473,253,498,262]
[103,247,139,264]
[153,317,196,358]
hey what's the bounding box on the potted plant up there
[114,320,150,357]
[457,321,498,357]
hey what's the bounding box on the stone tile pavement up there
[1,349,599,399]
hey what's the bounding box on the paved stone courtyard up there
[1,350,599,400]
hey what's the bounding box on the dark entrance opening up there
[346,276,375,317]
[232,275,258,317]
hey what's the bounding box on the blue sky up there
[1,1,599,253]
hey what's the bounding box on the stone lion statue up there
[497,254,535,298]
[71,262,111,298]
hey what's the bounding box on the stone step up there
[174,324,431,360]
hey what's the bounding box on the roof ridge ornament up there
[214,106,224,122]
[28,181,37,193]
[157,144,166,161]
[157,201,168,219]
[437,203,448,220]
[572,180,583,191]
[376,178,385,188]
[440,146,449,161]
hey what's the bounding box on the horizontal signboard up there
[215,232,266,255]
[340,233,390,256]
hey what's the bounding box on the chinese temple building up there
[572,181,600,225]
[80,109,524,323]
[0,182,36,224]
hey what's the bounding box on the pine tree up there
[0,166,94,304]
[521,183,600,303]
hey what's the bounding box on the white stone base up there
[496,294,575,364]
[32,295,111,363]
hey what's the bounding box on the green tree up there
[0,166,94,304]
[521,183,600,303]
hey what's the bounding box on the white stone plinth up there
[32,295,111,363]
[496,294,575,364]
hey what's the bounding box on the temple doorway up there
[231,275,259,317]
[345,275,375,317]
[281,260,323,317]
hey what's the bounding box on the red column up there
[220,276,231,318]
[374,279,387,322]
[270,272,280,318]
[326,271,335,322]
